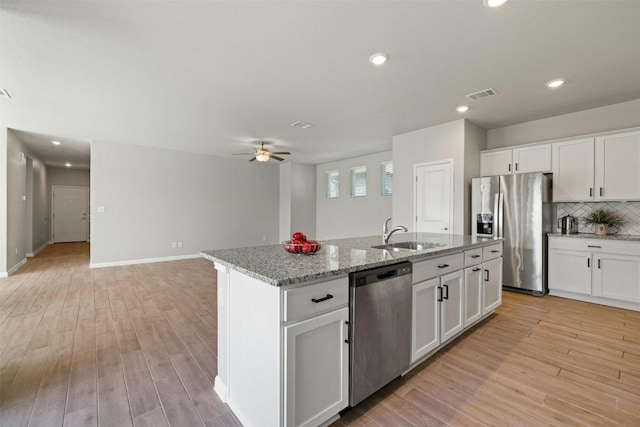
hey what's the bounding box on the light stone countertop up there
[548,233,640,242]
[201,233,503,287]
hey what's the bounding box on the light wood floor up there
[1,244,639,427]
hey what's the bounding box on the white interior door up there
[415,161,453,234]
[52,186,89,243]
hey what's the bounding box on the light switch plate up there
[97,206,106,213]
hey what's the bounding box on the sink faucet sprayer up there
[383,217,408,244]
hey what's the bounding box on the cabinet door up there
[552,138,594,201]
[548,249,592,295]
[464,266,483,327]
[411,278,440,363]
[513,144,552,174]
[593,253,640,303]
[440,270,464,343]
[482,258,503,314]
[480,150,513,176]
[284,307,349,427]
[595,131,640,201]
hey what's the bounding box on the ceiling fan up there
[233,141,291,162]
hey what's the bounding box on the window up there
[381,162,393,196]
[351,166,367,197]
[326,170,339,198]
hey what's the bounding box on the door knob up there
[443,227,448,231]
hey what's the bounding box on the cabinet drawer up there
[464,248,483,267]
[549,237,640,256]
[413,253,464,283]
[283,277,348,323]
[483,243,503,261]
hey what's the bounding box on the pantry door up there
[415,160,453,234]
[52,186,89,243]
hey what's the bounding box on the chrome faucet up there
[383,217,408,244]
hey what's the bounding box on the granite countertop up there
[201,233,502,287]
[548,232,640,242]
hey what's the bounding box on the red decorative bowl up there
[282,240,322,255]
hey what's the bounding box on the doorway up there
[52,186,89,243]
[414,160,453,234]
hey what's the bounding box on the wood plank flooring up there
[1,243,639,426]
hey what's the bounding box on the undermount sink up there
[372,241,446,252]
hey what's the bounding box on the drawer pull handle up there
[471,255,481,258]
[491,250,499,253]
[437,264,449,269]
[587,245,601,248]
[472,268,482,272]
[311,294,334,303]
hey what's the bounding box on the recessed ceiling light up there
[369,53,388,65]
[52,140,61,145]
[546,79,565,88]
[483,0,509,7]
[456,105,470,113]
[65,163,72,167]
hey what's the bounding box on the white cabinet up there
[549,237,640,310]
[595,131,640,201]
[552,130,640,202]
[482,257,503,313]
[411,277,440,362]
[463,266,483,326]
[440,270,464,342]
[284,307,349,427]
[552,138,595,201]
[480,144,551,177]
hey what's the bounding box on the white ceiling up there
[1,1,639,167]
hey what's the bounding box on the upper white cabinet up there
[552,138,595,201]
[480,143,551,177]
[595,131,640,201]
[552,130,640,202]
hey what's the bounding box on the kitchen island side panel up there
[227,269,282,427]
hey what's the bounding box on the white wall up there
[393,121,466,234]
[30,157,48,252]
[463,121,487,234]
[316,151,392,240]
[6,129,28,273]
[48,167,90,188]
[0,128,7,274]
[280,163,316,241]
[90,141,280,266]
[487,99,640,149]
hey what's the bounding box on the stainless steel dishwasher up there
[349,261,412,406]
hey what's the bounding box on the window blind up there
[351,166,367,197]
[326,170,339,198]
[381,162,393,196]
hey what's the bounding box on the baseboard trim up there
[89,253,201,269]
[4,258,28,276]
[26,242,52,258]
[549,290,640,312]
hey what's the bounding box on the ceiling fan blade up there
[270,154,285,161]
[248,157,257,162]
[233,152,254,155]
[271,151,291,155]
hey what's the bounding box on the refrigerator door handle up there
[494,193,504,238]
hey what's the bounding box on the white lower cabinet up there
[440,270,464,342]
[464,266,483,326]
[549,237,640,309]
[482,257,503,314]
[411,277,440,362]
[284,307,349,427]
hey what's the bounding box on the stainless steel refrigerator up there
[471,173,553,295]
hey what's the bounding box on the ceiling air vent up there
[466,88,498,101]
[291,121,313,129]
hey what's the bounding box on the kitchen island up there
[202,233,503,427]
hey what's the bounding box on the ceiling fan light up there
[256,153,270,162]
[483,0,509,7]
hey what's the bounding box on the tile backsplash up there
[556,202,640,235]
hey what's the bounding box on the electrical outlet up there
[172,242,177,248]
[177,241,183,248]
